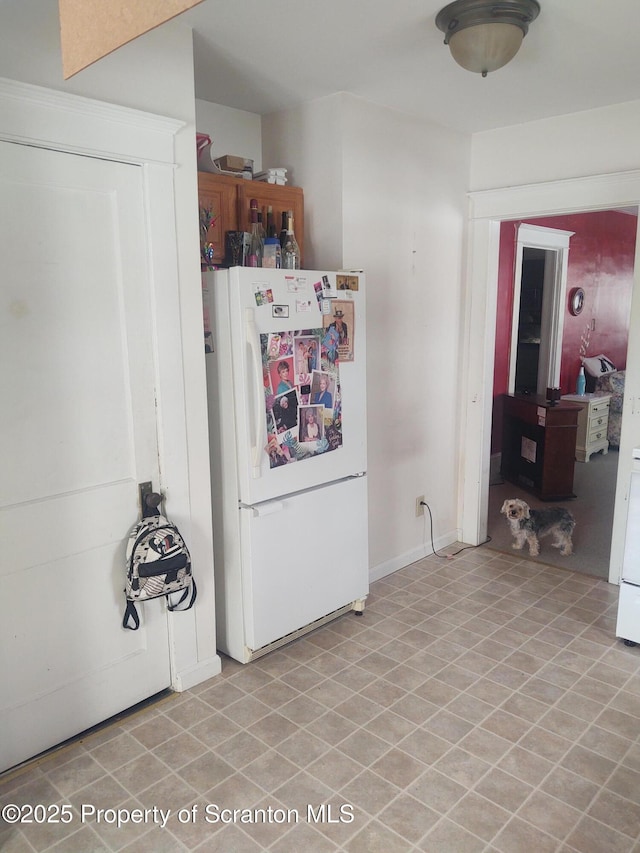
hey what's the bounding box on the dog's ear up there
[500,500,509,515]
[521,502,530,519]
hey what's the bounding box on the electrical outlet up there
[415,495,425,517]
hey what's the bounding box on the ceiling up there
[182,0,640,135]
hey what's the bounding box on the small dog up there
[500,498,575,557]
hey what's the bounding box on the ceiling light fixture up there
[436,0,540,77]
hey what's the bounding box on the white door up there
[0,141,171,772]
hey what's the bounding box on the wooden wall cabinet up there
[198,172,304,267]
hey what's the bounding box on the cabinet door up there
[198,173,239,267]
[236,182,304,266]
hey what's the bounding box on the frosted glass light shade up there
[448,22,524,74]
[436,0,540,77]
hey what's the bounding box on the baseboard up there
[369,529,459,583]
[171,654,222,692]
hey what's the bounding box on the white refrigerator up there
[204,267,369,663]
[615,447,640,646]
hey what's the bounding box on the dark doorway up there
[514,247,545,394]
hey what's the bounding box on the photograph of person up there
[295,338,310,382]
[330,308,348,345]
[267,333,282,359]
[323,300,355,362]
[293,335,320,380]
[298,406,323,443]
[311,371,334,409]
[266,434,290,467]
[272,390,298,435]
[270,357,294,394]
[307,338,319,372]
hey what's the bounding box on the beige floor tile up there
[377,791,440,843]
[307,749,366,790]
[588,788,640,839]
[446,791,511,841]
[539,765,600,810]
[175,752,235,795]
[408,767,467,813]
[497,744,554,786]
[491,816,559,853]
[89,733,148,772]
[418,816,487,852]
[344,818,414,852]
[151,732,216,772]
[4,546,640,853]
[516,789,582,840]
[338,769,399,817]
[560,744,618,786]
[43,754,107,798]
[565,813,635,853]
[432,747,491,787]
[473,767,533,812]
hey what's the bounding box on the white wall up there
[0,2,220,687]
[470,100,640,192]
[263,94,471,579]
[195,99,262,172]
[262,94,345,270]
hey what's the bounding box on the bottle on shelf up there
[279,210,288,249]
[263,237,282,269]
[576,365,586,396]
[247,198,263,267]
[266,205,277,239]
[282,212,301,270]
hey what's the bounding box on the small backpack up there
[122,498,197,631]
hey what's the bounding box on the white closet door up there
[0,140,171,772]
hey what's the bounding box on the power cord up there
[420,500,492,560]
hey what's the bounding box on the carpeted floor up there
[487,448,619,580]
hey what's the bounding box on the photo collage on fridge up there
[261,274,358,469]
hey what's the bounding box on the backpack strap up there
[122,599,140,631]
[123,580,196,629]
[167,579,197,612]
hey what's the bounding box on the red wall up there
[492,210,636,452]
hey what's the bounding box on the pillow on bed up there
[582,354,616,378]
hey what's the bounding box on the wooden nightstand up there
[502,394,580,500]
[561,394,611,462]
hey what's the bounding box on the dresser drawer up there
[588,424,608,444]
[589,410,609,431]
[590,398,610,418]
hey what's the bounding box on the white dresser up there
[561,393,611,462]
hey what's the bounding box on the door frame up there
[459,170,640,585]
[0,76,221,688]
[508,224,574,396]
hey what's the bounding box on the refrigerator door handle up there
[241,500,285,517]
[245,308,265,479]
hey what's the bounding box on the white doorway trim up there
[0,76,221,689]
[459,171,640,585]
[509,224,574,396]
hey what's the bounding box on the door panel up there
[0,141,170,772]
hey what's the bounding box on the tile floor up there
[2,546,640,853]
